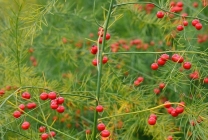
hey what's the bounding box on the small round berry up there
[21,121,30,130]
[41,133,48,140]
[157,58,166,66]
[156,11,164,18]
[159,83,165,89]
[18,104,25,111]
[40,92,48,100]
[102,56,108,64]
[183,62,192,70]
[195,23,202,30]
[56,105,65,113]
[0,89,5,96]
[193,2,198,8]
[134,80,140,86]
[153,88,160,95]
[96,105,103,112]
[167,136,173,140]
[97,123,106,131]
[22,92,31,99]
[171,109,178,117]
[149,114,157,120]
[50,103,58,110]
[160,54,169,61]
[192,19,199,26]
[137,77,144,82]
[101,130,110,137]
[151,63,158,70]
[176,1,183,7]
[86,129,91,134]
[39,126,46,133]
[13,110,21,118]
[92,59,98,66]
[26,102,36,109]
[175,106,184,114]
[203,77,208,84]
[57,97,64,104]
[99,38,103,44]
[183,21,188,26]
[148,117,156,125]
[105,33,111,40]
[48,92,57,100]
[177,25,184,31]
[164,101,171,108]
[49,131,56,137]
[167,107,174,114]
[91,45,98,54]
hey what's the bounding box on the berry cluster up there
[134,76,144,86]
[164,101,184,117]
[148,114,157,125]
[39,126,56,140]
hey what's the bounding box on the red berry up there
[56,105,65,113]
[153,88,160,95]
[96,105,103,112]
[91,45,98,54]
[192,19,199,26]
[97,123,106,131]
[176,2,183,7]
[171,109,178,117]
[99,37,103,44]
[167,107,174,114]
[193,2,198,8]
[204,77,208,84]
[164,101,171,108]
[183,62,191,70]
[167,136,173,140]
[159,83,165,89]
[40,92,48,100]
[48,92,57,100]
[18,104,25,111]
[105,33,111,40]
[21,121,30,130]
[172,54,183,63]
[39,126,46,133]
[49,131,56,137]
[102,56,108,64]
[177,25,184,31]
[151,63,158,70]
[156,11,164,18]
[26,102,36,109]
[86,129,91,134]
[148,117,156,125]
[160,54,169,61]
[137,77,144,82]
[22,92,31,99]
[41,133,48,140]
[0,89,5,96]
[195,23,202,30]
[183,21,188,26]
[149,114,157,120]
[101,130,110,137]
[57,97,64,104]
[92,59,98,66]
[50,102,58,109]
[13,110,21,118]
[134,80,140,86]
[157,58,166,66]
[175,106,184,114]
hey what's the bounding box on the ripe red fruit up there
[167,136,173,140]
[92,59,98,66]
[101,130,110,137]
[167,107,174,114]
[50,102,58,109]
[157,58,166,66]
[195,23,202,30]
[193,2,198,8]
[172,54,183,63]
[176,1,183,7]
[56,105,65,113]
[102,56,108,64]
[40,92,48,100]
[156,11,164,18]
[177,25,184,31]
[105,33,111,40]
[171,109,178,117]
[26,102,36,109]
[137,77,144,82]
[91,45,98,54]
[148,117,156,125]
[149,114,157,120]
[183,62,192,69]
[203,77,208,84]
[96,105,103,112]
[99,37,103,44]
[13,110,21,118]
[0,89,5,96]
[21,121,30,130]
[86,129,91,134]
[48,92,57,100]
[18,104,25,111]
[160,54,169,61]
[153,88,160,95]
[41,133,48,140]
[183,21,188,26]
[192,19,199,26]
[134,80,140,86]
[159,83,165,89]
[49,131,56,137]
[97,123,106,131]
[175,106,184,114]
[189,71,199,79]
[164,101,171,108]
[39,126,46,133]
[57,97,64,104]
[22,92,31,99]
[151,63,158,70]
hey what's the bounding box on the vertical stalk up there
[92,0,114,139]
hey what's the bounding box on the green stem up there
[113,2,208,23]
[92,0,114,139]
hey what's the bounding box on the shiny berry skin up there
[151,63,158,70]
[21,121,30,130]
[57,97,64,104]
[154,88,160,95]
[41,133,48,140]
[183,62,191,70]
[177,25,184,31]
[56,105,65,113]
[171,109,178,117]
[96,105,103,112]
[13,110,21,118]
[99,38,103,44]
[160,54,169,61]
[97,123,106,131]
[176,2,183,7]
[195,23,202,30]
[92,59,98,66]
[159,83,165,89]
[91,45,98,54]
[203,77,208,84]
[148,117,156,125]
[192,19,199,26]
[167,136,173,140]
[149,114,157,120]
[134,80,140,86]
[49,131,56,137]
[50,103,58,109]
[0,89,5,96]
[164,101,171,108]
[137,77,144,82]
[40,92,48,100]
[48,92,57,100]
[26,102,36,109]
[176,106,184,114]
[156,11,164,18]
[183,21,188,26]
[157,58,166,66]
[39,126,46,133]
[167,107,174,114]
[102,56,108,64]
[101,130,110,137]
[105,33,111,40]
[22,92,31,99]
[172,54,183,63]
[18,104,25,111]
